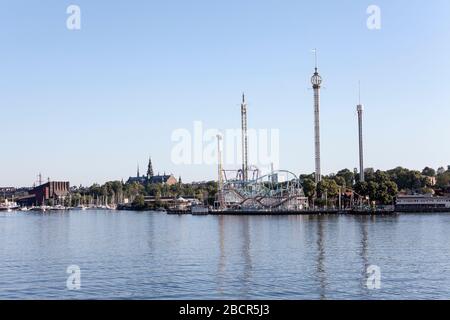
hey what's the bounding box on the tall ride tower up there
[357,82,365,182]
[241,93,248,182]
[216,134,225,208]
[311,50,323,183]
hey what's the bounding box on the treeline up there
[70,166,450,208]
[301,166,450,205]
[72,180,218,206]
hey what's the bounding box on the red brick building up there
[29,181,70,205]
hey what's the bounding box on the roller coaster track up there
[219,169,309,210]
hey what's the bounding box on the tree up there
[354,170,398,205]
[437,171,450,188]
[336,169,355,187]
[300,173,315,181]
[126,182,145,200]
[387,167,426,191]
[302,178,316,200]
[422,167,436,177]
[332,175,346,188]
[364,168,375,180]
[316,178,339,199]
[132,194,146,210]
[354,181,368,197]
[195,190,204,203]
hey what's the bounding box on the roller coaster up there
[215,168,309,211]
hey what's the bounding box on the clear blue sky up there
[1,0,449,187]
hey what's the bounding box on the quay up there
[166,208,397,216]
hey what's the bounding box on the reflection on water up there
[217,215,226,295]
[359,217,369,293]
[1,211,450,299]
[316,216,327,300]
[240,216,252,298]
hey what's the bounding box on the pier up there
[166,208,397,216]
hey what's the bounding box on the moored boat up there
[0,200,19,212]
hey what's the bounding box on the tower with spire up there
[147,157,154,179]
[127,158,178,186]
[311,49,323,184]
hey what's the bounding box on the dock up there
[166,208,397,216]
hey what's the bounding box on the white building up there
[396,194,450,210]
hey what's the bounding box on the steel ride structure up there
[215,167,309,212]
[213,94,309,212]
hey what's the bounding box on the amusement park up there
[211,62,373,215]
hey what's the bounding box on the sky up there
[0,0,449,187]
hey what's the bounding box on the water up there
[1,210,450,300]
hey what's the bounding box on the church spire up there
[147,157,154,178]
[137,163,140,178]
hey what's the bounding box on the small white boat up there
[49,205,67,211]
[0,200,19,212]
[29,206,49,212]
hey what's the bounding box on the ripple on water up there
[1,211,450,299]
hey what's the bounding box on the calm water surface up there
[1,210,450,300]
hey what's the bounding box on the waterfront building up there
[0,187,31,199]
[0,187,16,194]
[395,194,450,211]
[17,181,70,206]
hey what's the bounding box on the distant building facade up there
[143,196,200,210]
[127,157,179,186]
[28,181,70,206]
[0,187,30,199]
[396,194,450,211]
[425,176,437,186]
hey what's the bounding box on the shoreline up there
[3,207,450,216]
[166,208,450,216]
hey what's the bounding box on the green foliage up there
[422,167,436,177]
[387,167,427,191]
[68,165,448,210]
[302,178,316,200]
[132,194,146,210]
[354,170,398,205]
[336,169,355,187]
[316,178,339,199]
[436,171,450,188]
